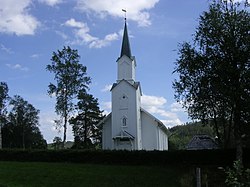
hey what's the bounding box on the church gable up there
[111,80,142,96]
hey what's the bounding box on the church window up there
[122,117,127,127]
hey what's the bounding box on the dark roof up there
[186,135,218,150]
[120,21,131,58]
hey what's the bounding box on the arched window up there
[122,117,127,127]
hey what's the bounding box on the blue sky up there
[1,0,240,143]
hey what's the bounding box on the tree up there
[0,82,9,149]
[173,1,250,163]
[70,91,103,149]
[2,95,47,149]
[46,46,91,145]
[52,136,63,150]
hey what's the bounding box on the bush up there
[0,149,249,166]
[225,160,250,187]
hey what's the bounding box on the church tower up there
[100,19,168,151]
[111,20,142,150]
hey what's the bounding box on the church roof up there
[111,80,142,95]
[120,21,132,59]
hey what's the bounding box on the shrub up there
[225,160,250,187]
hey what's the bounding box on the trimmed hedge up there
[0,149,249,166]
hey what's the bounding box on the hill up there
[168,121,215,150]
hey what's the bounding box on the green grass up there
[0,161,225,187]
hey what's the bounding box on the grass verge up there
[0,161,225,187]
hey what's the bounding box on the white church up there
[100,20,168,151]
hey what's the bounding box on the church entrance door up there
[115,139,133,150]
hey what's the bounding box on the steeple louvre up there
[120,21,132,58]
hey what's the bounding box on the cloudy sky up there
[1,0,245,143]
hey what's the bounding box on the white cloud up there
[161,118,183,127]
[65,18,88,29]
[55,30,68,40]
[89,33,119,48]
[0,44,13,54]
[0,0,40,35]
[30,54,41,58]
[229,0,247,2]
[100,101,112,115]
[39,111,74,143]
[141,94,184,127]
[64,18,119,48]
[38,0,63,6]
[76,0,159,27]
[141,94,167,109]
[170,102,185,112]
[101,84,112,92]
[6,63,29,71]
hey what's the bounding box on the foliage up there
[70,91,104,149]
[46,46,91,144]
[52,136,63,150]
[0,82,9,127]
[173,0,250,161]
[225,160,250,187]
[0,149,248,166]
[0,82,9,149]
[168,121,215,150]
[2,95,47,149]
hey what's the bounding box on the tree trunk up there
[0,125,2,149]
[62,91,68,148]
[84,114,88,146]
[63,116,67,148]
[235,137,243,164]
[213,116,222,147]
[234,101,243,165]
[22,125,25,150]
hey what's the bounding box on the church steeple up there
[120,20,132,58]
[117,17,136,83]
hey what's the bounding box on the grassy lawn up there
[0,161,225,187]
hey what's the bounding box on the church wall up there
[111,81,139,149]
[141,111,158,150]
[136,88,142,149]
[157,126,168,150]
[102,115,112,149]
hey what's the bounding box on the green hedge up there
[0,149,249,166]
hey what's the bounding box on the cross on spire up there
[122,9,127,21]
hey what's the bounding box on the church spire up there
[120,19,132,58]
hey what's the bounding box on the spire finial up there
[122,9,127,22]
